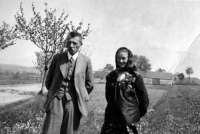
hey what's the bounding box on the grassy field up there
[0,84,199,134]
[0,72,41,85]
[0,79,41,85]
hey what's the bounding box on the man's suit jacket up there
[43,52,94,116]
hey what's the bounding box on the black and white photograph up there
[0,0,200,134]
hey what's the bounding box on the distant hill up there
[0,64,40,74]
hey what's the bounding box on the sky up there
[1,0,200,77]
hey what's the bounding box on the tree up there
[135,56,151,71]
[186,67,194,84]
[4,71,10,75]
[16,71,20,75]
[93,70,109,80]
[156,68,166,72]
[132,54,138,65]
[33,51,50,83]
[22,71,27,74]
[177,73,185,84]
[104,64,114,72]
[14,2,91,95]
[93,64,114,80]
[80,45,95,57]
[178,73,185,80]
[0,22,16,50]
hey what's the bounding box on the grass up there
[0,84,199,133]
[0,79,41,85]
[77,84,167,134]
[0,96,45,134]
[139,85,200,134]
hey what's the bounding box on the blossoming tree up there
[15,2,91,95]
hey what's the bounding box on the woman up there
[100,47,149,134]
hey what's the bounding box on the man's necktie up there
[67,57,75,80]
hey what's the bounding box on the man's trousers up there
[42,96,82,134]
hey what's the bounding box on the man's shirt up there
[67,52,79,61]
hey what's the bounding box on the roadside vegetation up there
[0,84,199,134]
[137,85,200,134]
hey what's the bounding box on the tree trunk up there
[38,69,47,96]
[188,74,190,84]
[40,71,43,83]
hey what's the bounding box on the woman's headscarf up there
[115,47,137,72]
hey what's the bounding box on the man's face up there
[66,36,82,55]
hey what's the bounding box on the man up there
[42,31,94,134]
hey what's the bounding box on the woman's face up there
[117,51,128,68]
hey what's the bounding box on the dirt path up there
[0,83,45,92]
[90,84,167,114]
[0,92,33,106]
[0,83,45,106]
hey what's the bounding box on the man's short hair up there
[66,31,83,44]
